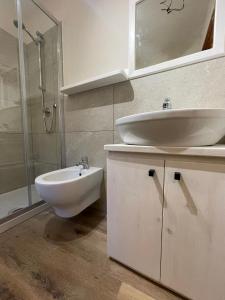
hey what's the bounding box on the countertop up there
[104,144,225,158]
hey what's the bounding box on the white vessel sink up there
[116,108,225,147]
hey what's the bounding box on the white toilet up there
[35,166,103,218]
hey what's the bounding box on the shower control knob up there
[43,107,51,116]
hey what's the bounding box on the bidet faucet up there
[162,97,172,110]
[76,156,89,169]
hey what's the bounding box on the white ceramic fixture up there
[35,167,103,218]
[116,108,225,147]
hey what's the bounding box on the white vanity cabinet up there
[105,145,225,300]
[107,152,164,281]
[161,160,225,300]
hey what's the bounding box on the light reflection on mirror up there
[135,0,216,70]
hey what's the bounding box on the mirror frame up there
[129,0,225,79]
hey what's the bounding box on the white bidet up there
[35,166,103,218]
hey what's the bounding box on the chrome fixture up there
[76,156,89,169]
[162,97,172,110]
[13,19,37,44]
[13,19,56,134]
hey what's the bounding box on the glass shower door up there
[17,0,63,206]
[0,0,63,221]
[0,0,29,218]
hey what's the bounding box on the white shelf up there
[60,69,128,95]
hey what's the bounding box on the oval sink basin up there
[116,108,225,147]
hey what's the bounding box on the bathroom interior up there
[0,0,225,299]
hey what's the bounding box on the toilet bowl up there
[35,166,103,218]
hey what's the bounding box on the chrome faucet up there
[162,97,172,110]
[76,156,89,169]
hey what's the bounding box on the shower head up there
[13,19,39,44]
[13,19,25,30]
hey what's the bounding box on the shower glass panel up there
[19,0,62,205]
[0,0,63,221]
[0,0,29,218]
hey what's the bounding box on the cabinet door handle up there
[174,172,181,181]
[149,169,155,177]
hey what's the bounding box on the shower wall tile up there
[0,133,24,166]
[44,62,58,104]
[26,25,60,180]
[64,86,114,132]
[0,105,23,133]
[43,26,58,65]
[32,133,58,164]
[0,28,26,196]
[30,99,59,134]
[1,68,20,107]
[65,131,113,169]
[27,72,40,104]
[0,164,26,194]
[30,100,46,133]
[26,42,39,76]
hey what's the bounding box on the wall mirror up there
[129,0,225,78]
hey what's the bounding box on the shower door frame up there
[0,0,64,231]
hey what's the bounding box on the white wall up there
[39,0,129,85]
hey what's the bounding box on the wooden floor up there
[0,206,184,300]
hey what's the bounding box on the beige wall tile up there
[0,164,26,194]
[30,99,59,134]
[113,130,122,144]
[66,131,113,212]
[65,131,113,168]
[0,133,24,166]
[34,162,58,178]
[0,106,22,133]
[65,86,114,132]
[32,133,58,164]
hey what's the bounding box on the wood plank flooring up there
[0,206,184,300]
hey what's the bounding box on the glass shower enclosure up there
[0,0,64,221]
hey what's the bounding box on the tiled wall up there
[0,28,26,194]
[64,56,225,211]
[26,25,61,180]
[0,23,61,195]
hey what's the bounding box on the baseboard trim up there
[0,203,49,234]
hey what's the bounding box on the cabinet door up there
[161,160,225,300]
[107,152,164,281]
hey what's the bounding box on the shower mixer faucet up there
[162,97,172,110]
[75,156,89,169]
